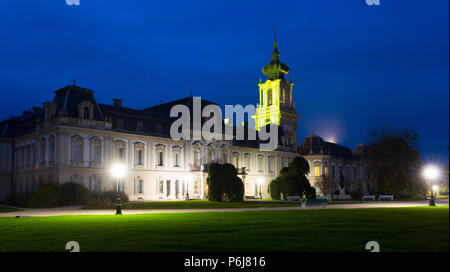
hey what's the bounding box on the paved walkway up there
[0,200,447,217]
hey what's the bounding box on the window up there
[93,144,101,162]
[158,151,164,166]
[117,179,124,192]
[30,144,36,166]
[71,136,84,163]
[267,88,272,106]
[159,180,164,194]
[257,155,264,172]
[174,152,179,167]
[208,150,214,163]
[268,156,274,172]
[90,176,100,192]
[135,142,145,166]
[137,179,143,194]
[136,121,144,133]
[353,168,357,179]
[119,148,125,161]
[137,150,143,165]
[89,137,102,163]
[221,152,227,164]
[324,166,329,177]
[314,166,320,177]
[115,141,126,162]
[244,154,251,170]
[331,166,336,179]
[116,119,124,130]
[232,153,239,168]
[48,136,55,162]
[193,150,200,166]
[40,138,46,163]
[166,180,171,196]
[83,107,90,120]
[25,146,30,167]
[175,180,179,196]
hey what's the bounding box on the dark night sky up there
[0,0,448,164]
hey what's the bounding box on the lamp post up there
[423,165,440,207]
[257,178,264,199]
[111,162,127,215]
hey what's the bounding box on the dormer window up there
[116,119,124,130]
[78,101,94,120]
[83,107,90,120]
[136,121,144,133]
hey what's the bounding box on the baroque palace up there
[0,35,370,201]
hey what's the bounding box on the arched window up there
[39,138,46,164]
[175,180,180,197]
[166,180,171,196]
[115,140,126,162]
[208,150,214,164]
[243,154,251,170]
[159,180,164,194]
[48,136,55,162]
[134,142,145,166]
[158,151,164,166]
[257,155,264,172]
[267,88,273,106]
[90,137,102,163]
[193,150,200,166]
[71,136,84,163]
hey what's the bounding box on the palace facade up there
[0,34,370,201]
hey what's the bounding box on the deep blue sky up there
[0,0,448,164]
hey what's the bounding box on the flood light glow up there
[111,163,127,179]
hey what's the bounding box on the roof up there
[298,134,355,160]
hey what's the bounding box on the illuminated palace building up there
[0,34,370,201]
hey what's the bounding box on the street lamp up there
[257,178,264,199]
[111,162,127,214]
[423,165,440,206]
[185,176,191,200]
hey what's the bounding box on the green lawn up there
[0,206,447,252]
[117,200,302,210]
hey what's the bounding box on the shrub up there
[207,163,244,202]
[6,192,31,207]
[305,186,316,199]
[29,182,60,208]
[268,178,282,200]
[350,191,364,200]
[84,199,115,209]
[58,182,90,206]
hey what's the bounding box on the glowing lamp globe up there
[423,165,440,181]
[111,163,127,179]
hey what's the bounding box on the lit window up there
[324,166,329,177]
[267,88,273,106]
[314,166,320,177]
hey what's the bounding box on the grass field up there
[0,206,447,252]
[117,200,303,209]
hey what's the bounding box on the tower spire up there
[274,24,277,51]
